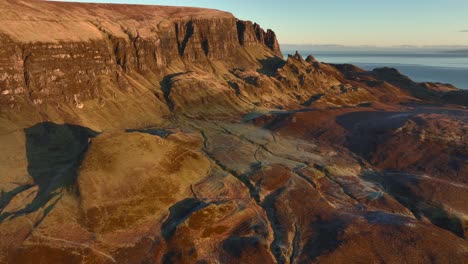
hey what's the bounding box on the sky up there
[62,0,468,46]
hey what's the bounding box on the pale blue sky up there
[62,0,468,46]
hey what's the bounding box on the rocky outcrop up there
[236,20,282,56]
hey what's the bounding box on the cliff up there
[0,0,283,129]
[1,1,467,264]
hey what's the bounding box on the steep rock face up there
[173,18,242,61]
[237,20,282,56]
[0,0,282,121]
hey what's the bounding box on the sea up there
[282,46,468,89]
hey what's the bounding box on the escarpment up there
[1,1,467,264]
[237,20,282,56]
[0,0,283,128]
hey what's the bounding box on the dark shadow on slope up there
[176,21,194,56]
[362,171,465,238]
[335,111,411,158]
[222,236,262,258]
[227,81,241,95]
[262,187,287,264]
[371,67,468,107]
[301,216,348,262]
[257,56,285,77]
[160,72,189,111]
[364,211,409,226]
[126,128,173,138]
[301,93,325,106]
[161,198,208,240]
[201,39,209,56]
[0,184,34,214]
[371,67,439,99]
[236,20,247,46]
[0,122,97,222]
[441,90,468,107]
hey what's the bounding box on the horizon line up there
[280,44,468,48]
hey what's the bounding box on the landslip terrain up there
[0,0,467,263]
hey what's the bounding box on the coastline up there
[283,50,468,89]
